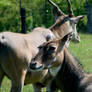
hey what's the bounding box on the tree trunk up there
[86,2,92,33]
[20,8,26,33]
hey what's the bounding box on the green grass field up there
[0,33,92,92]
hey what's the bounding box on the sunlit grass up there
[69,33,92,72]
[0,77,33,92]
[1,33,92,92]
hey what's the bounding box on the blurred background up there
[0,0,91,33]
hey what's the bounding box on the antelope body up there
[0,28,55,92]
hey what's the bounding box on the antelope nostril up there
[33,62,36,65]
[77,36,80,42]
[30,62,37,69]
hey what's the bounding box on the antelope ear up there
[38,46,42,50]
[57,32,73,53]
[70,15,84,23]
[61,32,73,43]
[38,43,45,50]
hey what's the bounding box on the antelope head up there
[48,0,84,43]
[30,32,72,71]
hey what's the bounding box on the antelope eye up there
[46,46,56,51]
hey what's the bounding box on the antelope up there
[47,0,84,46]
[30,0,84,91]
[0,0,84,92]
[0,28,55,92]
[30,32,92,92]
[30,32,72,91]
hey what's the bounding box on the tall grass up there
[0,33,92,92]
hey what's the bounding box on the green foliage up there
[77,16,87,32]
[0,0,88,32]
[0,0,20,32]
[87,0,92,5]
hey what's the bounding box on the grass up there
[1,77,34,92]
[69,33,92,72]
[0,33,92,92]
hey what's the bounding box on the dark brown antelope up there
[30,33,92,92]
[49,47,92,92]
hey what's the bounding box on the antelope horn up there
[67,0,74,17]
[48,0,64,16]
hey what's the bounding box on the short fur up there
[0,28,55,92]
[49,48,92,92]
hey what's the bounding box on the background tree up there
[85,0,92,33]
[0,0,90,33]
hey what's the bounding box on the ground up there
[0,33,92,92]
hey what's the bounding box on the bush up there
[0,0,87,33]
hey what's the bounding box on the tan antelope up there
[0,28,55,92]
[0,0,83,92]
[48,0,84,45]
[30,33,92,92]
